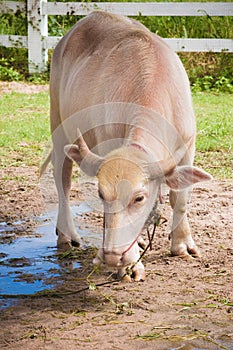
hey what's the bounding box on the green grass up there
[0,90,232,179]
[0,91,50,167]
[193,93,233,179]
[194,93,232,152]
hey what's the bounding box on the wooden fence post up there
[27,0,48,73]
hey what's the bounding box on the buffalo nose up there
[103,251,123,267]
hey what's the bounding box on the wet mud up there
[0,161,232,349]
[0,203,102,301]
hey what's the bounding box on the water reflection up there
[0,203,100,303]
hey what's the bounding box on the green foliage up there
[26,72,50,84]
[136,13,232,39]
[0,1,232,91]
[0,9,27,35]
[0,47,29,77]
[180,52,233,93]
[0,58,23,81]
[192,76,233,93]
[48,14,79,36]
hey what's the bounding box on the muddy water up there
[0,203,101,304]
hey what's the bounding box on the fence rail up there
[0,1,233,73]
[44,2,233,16]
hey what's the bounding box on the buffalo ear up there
[64,129,104,177]
[165,165,213,191]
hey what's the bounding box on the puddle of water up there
[0,203,101,307]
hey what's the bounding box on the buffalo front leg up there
[169,189,200,258]
[53,153,81,250]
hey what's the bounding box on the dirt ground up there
[0,83,232,350]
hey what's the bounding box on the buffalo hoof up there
[133,268,146,282]
[120,269,145,282]
[171,241,201,259]
[56,228,81,250]
[71,239,80,247]
[57,241,72,251]
[118,261,145,282]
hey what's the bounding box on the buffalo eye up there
[134,195,145,203]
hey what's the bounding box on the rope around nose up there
[123,201,167,279]
[101,198,166,278]
[120,196,164,260]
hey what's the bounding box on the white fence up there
[0,1,232,73]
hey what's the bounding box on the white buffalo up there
[42,11,212,281]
